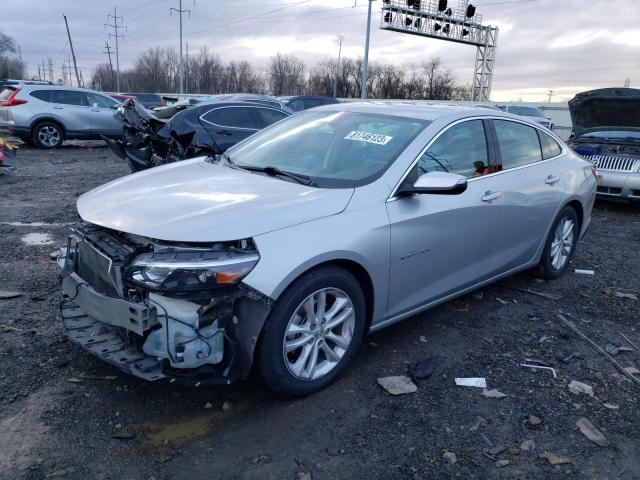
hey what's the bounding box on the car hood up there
[569,88,640,138]
[77,158,354,242]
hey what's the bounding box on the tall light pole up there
[333,34,344,98]
[361,0,374,99]
[171,0,191,95]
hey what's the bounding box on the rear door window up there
[30,90,51,102]
[256,108,288,128]
[50,90,86,106]
[418,120,490,178]
[538,130,562,159]
[201,107,259,130]
[85,92,117,108]
[493,120,542,170]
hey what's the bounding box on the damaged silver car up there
[59,103,597,396]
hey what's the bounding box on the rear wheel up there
[537,205,579,280]
[258,266,366,396]
[32,121,64,149]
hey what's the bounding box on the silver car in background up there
[58,104,597,396]
[0,84,122,148]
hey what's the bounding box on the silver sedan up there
[59,103,597,396]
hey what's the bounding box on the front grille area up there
[75,241,120,297]
[597,186,623,195]
[71,224,138,298]
[585,155,640,172]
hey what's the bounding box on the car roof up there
[15,84,103,93]
[315,102,517,122]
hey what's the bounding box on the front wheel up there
[537,205,579,280]
[257,267,366,396]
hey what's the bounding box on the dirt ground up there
[1,144,639,480]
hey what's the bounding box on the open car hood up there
[77,158,353,242]
[569,88,640,138]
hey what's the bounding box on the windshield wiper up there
[238,165,316,187]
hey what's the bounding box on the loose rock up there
[442,451,457,465]
[576,417,610,447]
[377,375,417,395]
[568,380,594,397]
[540,451,571,465]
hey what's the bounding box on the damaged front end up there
[58,224,273,385]
[105,98,205,173]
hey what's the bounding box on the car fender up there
[244,202,390,326]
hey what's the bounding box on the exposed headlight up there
[127,249,259,292]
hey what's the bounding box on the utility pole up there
[104,42,115,88]
[48,58,53,84]
[547,89,554,103]
[361,0,374,99]
[37,64,42,81]
[63,14,81,88]
[61,63,67,85]
[333,34,344,98]
[68,54,73,86]
[105,7,126,92]
[185,41,189,94]
[170,0,192,95]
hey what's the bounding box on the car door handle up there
[481,190,502,202]
[217,130,232,136]
[545,175,560,185]
[91,109,101,112]
[52,106,63,110]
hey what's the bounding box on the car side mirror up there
[398,171,468,196]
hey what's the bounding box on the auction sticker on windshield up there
[344,131,394,145]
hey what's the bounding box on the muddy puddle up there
[136,399,253,450]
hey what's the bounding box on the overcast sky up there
[2,0,639,101]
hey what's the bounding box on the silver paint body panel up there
[76,103,597,331]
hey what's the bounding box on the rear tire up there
[537,205,579,280]
[32,121,64,149]
[258,266,366,397]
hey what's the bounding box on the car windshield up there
[227,110,429,188]
[509,106,544,117]
[582,130,640,140]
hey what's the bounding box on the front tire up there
[537,205,579,280]
[32,121,64,149]
[258,266,366,397]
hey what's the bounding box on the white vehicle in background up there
[499,105,554,130]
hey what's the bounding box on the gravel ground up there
[1,145,639,480]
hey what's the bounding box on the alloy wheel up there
[550,217,575,270]
[38,125,61,147]
[283,288,355,381]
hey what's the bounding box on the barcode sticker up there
[344,131,393,145]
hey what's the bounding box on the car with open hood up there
[58,103,596,396]
[568,87,640,203]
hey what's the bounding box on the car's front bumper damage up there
[58,224,273,385]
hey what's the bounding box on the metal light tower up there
[333,34,344,98]
[380,0,499,102]
[171,0,192,95]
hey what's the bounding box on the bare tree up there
[0,31,24,80]
[269,53,305,95]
